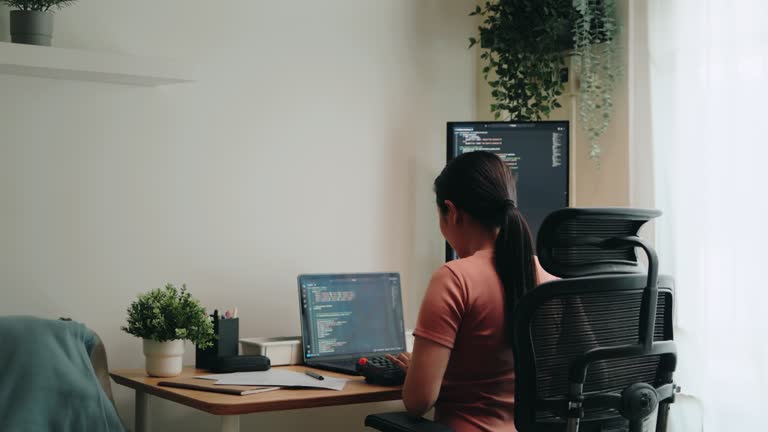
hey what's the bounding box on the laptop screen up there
[298,273,406,360]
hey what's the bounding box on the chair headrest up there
[536,207,661,278]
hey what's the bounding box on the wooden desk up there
[110,366,402,432]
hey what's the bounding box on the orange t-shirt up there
[413,249,556,432]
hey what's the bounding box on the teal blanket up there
[0,316,125,432]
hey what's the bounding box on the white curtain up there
[647,0,768,429]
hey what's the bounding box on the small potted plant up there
[1,0,79,46]
[122,283,214,377]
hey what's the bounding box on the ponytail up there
[434,150,539,346]
[494,205,537,345]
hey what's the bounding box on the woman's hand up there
[386,352,412,373]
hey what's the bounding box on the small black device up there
[210,354,271,373]
[355,357,405,386]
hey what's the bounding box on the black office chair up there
[365,208,679,432]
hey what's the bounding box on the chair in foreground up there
[365,208,679,432]
[0,316,126,431]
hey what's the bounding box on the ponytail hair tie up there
[494,198,516,215]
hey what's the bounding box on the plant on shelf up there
[1,0,79,46]
[122,283,214,377]
[470,0,622,162]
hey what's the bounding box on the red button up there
[358,357,368,365]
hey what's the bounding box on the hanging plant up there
[573,0,621,162]
[469,1,573,121]
[470,0,621,163]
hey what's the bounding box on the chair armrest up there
[89,335,116,405]
[365,412,453,432]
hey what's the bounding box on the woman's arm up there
[390,265,462,416]
[389,336,451,416]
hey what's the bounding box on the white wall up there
[0,1,478,430]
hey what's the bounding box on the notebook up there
[157,377,279,396]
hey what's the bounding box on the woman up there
[387,151,556,432]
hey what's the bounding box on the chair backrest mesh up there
[525,280,673,427]
[550,219,638,267]
[537,208,661,278]
[532,289,671,399]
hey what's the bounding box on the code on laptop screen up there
[299,273,405,358]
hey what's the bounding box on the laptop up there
[297,272,406,375]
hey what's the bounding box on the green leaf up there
[472,0,621,158]
[122,283,215,348]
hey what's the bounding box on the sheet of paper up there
[209,369,348,391]
[196,373,236,381]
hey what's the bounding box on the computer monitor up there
[298,273,406,361]
[446,121,569,260]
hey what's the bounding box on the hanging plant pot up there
[10,10,54,46]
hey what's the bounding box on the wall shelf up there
[0,42,195,86]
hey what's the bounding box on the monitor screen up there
[446,121,569,259]
[298,273,405,359]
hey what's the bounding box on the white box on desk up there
[240,336,303,366]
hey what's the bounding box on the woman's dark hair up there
[434,151,536,343]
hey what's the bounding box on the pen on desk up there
[305,370,324,380]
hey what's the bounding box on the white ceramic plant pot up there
[143,339,184,377]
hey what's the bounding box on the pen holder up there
[195,317,239,370]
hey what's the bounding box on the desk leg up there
[220,415,240,432]
[135,390,151,432]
